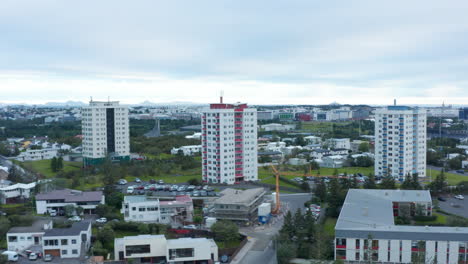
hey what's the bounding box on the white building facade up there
[335,189,468,264]
[122,195,193,224]
[35,189,105,215]
[15,148,58,161]
[170,145,201,156]
[0,182,36,204]
[201,101,258,184]
[374,106,426,178]
[81,100,130,166]
[114,235,218,263]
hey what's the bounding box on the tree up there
[96,204,111,217]
[363,173,377,189]
[7,165,21,183]
[411,173,422,190]
[193,215,203,225]
[379,175,396,189]
[97,226,115,247]
[358,142,370,152]
[187,178,200,186]
[401,174,413,190]
[57,156,64,170]
[210,220,239,246]
[64,204,76,217]
[75,206,84,216]
[429,170,447,193]
[314,178,327,202]
[50,157,58,172]
[276,242,297,264]
[280,211,295,239]
[355,156,374,167]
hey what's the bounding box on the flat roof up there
[8,220,51,234]
[166,237,215,247]
[336,189,468,241]
[36,189,103,202]
[215,188,265,205]
[44,222,90,237]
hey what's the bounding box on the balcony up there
[235,127,242,130]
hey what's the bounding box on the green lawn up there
[259,165,374,179]
[426,169,467,185]
[300,122,352,133]
[415,212,447,226]
[20,159,81,178]
[323,218,337,236]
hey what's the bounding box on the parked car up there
[456,170,465,174]
[28,252,38,261]
[455,195,465,200]
[48,209,57,217]
[187,185,196,191]
[127,186,135,194]
[202,185,209,190]
[183,224,197,229]
[196,185,203,190]
[437,197,446,202]
[200,191,207,197]
[68,216,82,222]
[158,180,165,184]
[171,185,178,191]
[164,185,171,191]
[96,217,107,224]
[192,191,200,197]
[118,179,128,185]
[44,254,53,262]
[149,179,157,184]
[2,251,19,262]
[135,178,141,183]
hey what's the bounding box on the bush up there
[413,215,437,222]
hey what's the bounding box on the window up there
[72,249,78,255]
[8,236,17,242]
[61,239,68,245]
[169,248,194,259]
[126,245,151,256]
[44,239,59,246]
[62,250,67,255]
[72,239,77,244]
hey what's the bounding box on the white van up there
[127,186,134,194]
[2,251,19,262]
[48,209,57,217]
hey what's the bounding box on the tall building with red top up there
[201,97,258,184]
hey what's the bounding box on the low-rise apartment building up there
[335,189,468,264]
[122,195,193,224]
[0,182,36,204]
[114,235,218,263]
[15,148,58,161]
[7,220,53,252]
[36,189,105,215]
[213,188,266,223]
[170,145,201,156]
[42,221,92,258]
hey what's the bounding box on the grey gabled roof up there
[335,189,468,241]
[44,222,90,237]
[36,189,103,202]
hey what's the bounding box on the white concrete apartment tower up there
[82,100,130,166]
[201,98,258,184]
[374,106,426,179]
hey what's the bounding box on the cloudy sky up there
[1,0,468,105]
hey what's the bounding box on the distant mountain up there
[44,101,87,107]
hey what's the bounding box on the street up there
[438,196,468,218]
[236,193,312,264]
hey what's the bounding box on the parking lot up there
[438,196,468,218]
[115,180,219,198]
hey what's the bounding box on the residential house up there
[0,182,36,204]
[114,235,218,263]
[122,195,193,225]
[319,155,346,168]
[36,189,105,215]
[170,145,201,156]
[15,148,58,161]
[42,221,92,258]
[7,220,53,252]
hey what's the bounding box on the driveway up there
[438,196,468,218]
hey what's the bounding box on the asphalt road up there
[427,165,468,177]
[438,196,468,218]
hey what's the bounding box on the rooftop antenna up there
[220,90,224,104]
[394,99,396,106]
[108,96,110,102]
[90,96,93,102]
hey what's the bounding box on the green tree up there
[401,174,413,190]
[64,204,76,217]
[95,204,111,217]
[280,211,295,240]
[411,173,422,190]
[75,206,84,216]
[314,178,327,202]
[97,225,115,248]
[7,165,21,183]
[210,220,239,246]
[50,157,58,172]
[429,170,447,193]
[358,142,370,152]
[364,173,377,189]
[193,215,203,225]
[380,175,396,189]
[276,242,297,264]
[57,156,64,170]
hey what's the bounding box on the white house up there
[289,158,308,166]
[185,133,202,140]
[122,195,193,225]
[7,220,53,252]
[325,138,351,150]
[114,235,218,263]
[170,145,201,156]
[260,123,296,132]
[36,189,105,215]
[319,155,346,168]
[462,160,468,169]
[42,222,92,258]
[0,182,36,204]
[15,148,58,161]
[304,135,322,145]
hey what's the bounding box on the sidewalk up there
[229,237,257,264]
